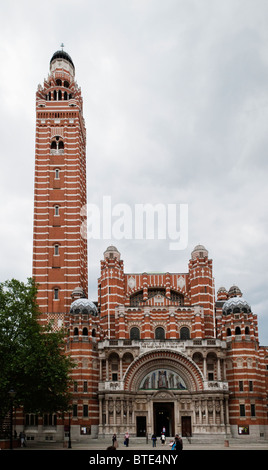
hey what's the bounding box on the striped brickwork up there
[33,54,87,326]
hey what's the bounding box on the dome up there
[191,244,208,260]
[50,50,75,69]
[70,298,98,316]
[104,245,121,260]
[217,287,227,294]
[217,286,228,301]
[228,285,242,298]
[222,296,251,315]
[105,245,119,252]
[71,286,85,298]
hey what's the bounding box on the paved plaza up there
[11,437,268,451]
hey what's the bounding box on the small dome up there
[228,285,242,298]
[71,286,85,299]
[105,245,119,252]
[191,244,208,260]
[50,50,75,69]
[70,298,98,316]
[217,287,228,301]
[218,287,227,293]
[104,245,121,260]
[222,296,251,315]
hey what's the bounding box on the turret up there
[98,246,125,338]
[188,245,215,337]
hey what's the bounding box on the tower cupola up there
[50,49,75,76]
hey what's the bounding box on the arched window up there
[245,326,250,335]
[130,327,140,340]
[82,327,88,336]
[54,205,59,216]
[235,326,241,335]
[51,137,64,153]
[180,327,190,340]
[226,328,231,336]
[56,79,62,86]
[64,91,68,100]
[74,327,79,336]
[54,244,59,256]
[58,90,62,100]
[155,327,165,340]
[92,329,96,337]
[53,287,59,300]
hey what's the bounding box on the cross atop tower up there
[60,43,64,51]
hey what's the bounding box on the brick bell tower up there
[33,48,88,327]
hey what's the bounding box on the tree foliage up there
[0,278,74,422]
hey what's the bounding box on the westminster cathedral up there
[23,49,268,443]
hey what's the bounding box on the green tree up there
[0,278,74,424]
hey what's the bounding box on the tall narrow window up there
[54,205,59,216]
[55,168,60,179]
[240,404,246,417]
[54,288,59,300]
[54,244,59,256]
[73,404,78,417]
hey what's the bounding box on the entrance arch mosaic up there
[124,350,204,392]
[139,369,187,390]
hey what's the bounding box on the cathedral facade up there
[27,50,268,443]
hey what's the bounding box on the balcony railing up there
[98,338,225,349]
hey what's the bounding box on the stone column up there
[203,356,207,379]
[217,358,221,380]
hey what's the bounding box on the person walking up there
[19,431,26,448]
[112,433,118,449]
[124,431,130,447]
[151,433,157,447]
[174,435,183,452]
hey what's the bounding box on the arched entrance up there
[123,349,203,438]
[153,402,174,437]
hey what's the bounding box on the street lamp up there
[8,389,16,450]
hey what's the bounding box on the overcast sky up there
[0,0,268,344]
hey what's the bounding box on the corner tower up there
[33,49,87,326]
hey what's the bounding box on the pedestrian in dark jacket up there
[175,435,183,451]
